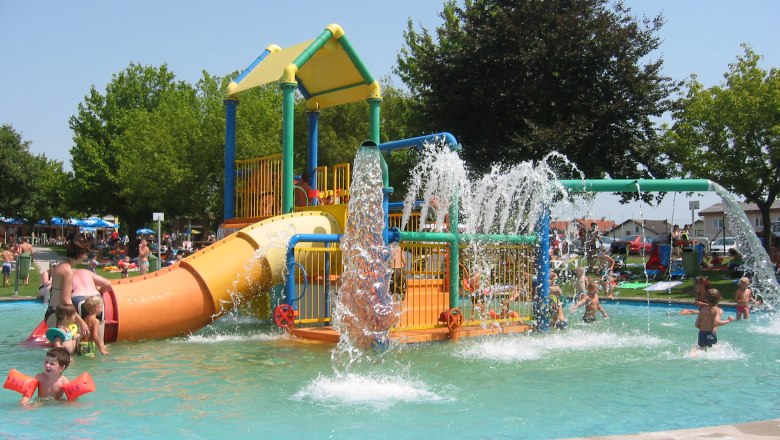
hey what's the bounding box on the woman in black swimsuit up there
[46,238,90,328]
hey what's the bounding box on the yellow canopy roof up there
[226,24,380,109]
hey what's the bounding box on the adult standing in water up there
[138,239,150,275]
[46,238,90,330]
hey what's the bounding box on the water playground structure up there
[27,24,778,348]
[10,24,780,439]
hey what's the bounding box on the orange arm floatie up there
[4,369,39,398]
[62,372,96,400]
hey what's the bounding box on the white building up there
[698,201,780,239]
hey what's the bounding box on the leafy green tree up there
[396,0,676,181]
[69,64,231,244]
[0,124,69,225]
[662,46,780,250]
[0,124,37,220]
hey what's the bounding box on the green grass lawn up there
[2,249,744,303]
[560,255,741,302]
[0,246,145,299]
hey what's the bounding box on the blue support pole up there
[223,98,238,221]
[535,209,551,332]
[285,234,342,308]
[307,110,320,196]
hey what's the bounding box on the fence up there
[287,240,536,330]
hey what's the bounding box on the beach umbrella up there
[81,217,117,228]
[0,217,25,225]
[136,228,155,235]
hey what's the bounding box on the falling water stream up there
[331,145,399,370]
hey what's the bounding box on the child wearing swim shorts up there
[695,288,734,349]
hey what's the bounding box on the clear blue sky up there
[1,1,778,225]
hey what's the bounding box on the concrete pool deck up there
[572,418,780,439]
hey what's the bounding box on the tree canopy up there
[662,46,780,249]
[68,64,241,237]
[0,124,68,225]
[396,0,677,180]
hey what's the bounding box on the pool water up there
[1,300,778,439]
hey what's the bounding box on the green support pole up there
[448,196,460,310]
[368,97,389,187]
[281,82,297,214]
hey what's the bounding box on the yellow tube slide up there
[111,211,341,341]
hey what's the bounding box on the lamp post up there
[153,212,164,270]
[689,201,699,232]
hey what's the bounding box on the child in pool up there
[81,296,109,356]
[695,288,734,350]
[734,277,753,320]
[596,251,615,299]
[570,281,608,322]
[52,304,82,354]
[574,267,588,302]
[20,347,71,405]
[118,256,130,278]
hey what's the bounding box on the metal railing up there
[235,154,282,218]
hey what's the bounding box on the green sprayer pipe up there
[399,232,537,245]
[560,179,714,193]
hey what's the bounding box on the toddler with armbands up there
[4,347,96,405]
[47,304,82,354]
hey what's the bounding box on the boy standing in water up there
[20,347,71,405]
[695,288,734,350]
[597,251,615,299]
[734,277,753,320]
[574,267,588,302]
[570,281,608,323]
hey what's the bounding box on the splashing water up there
[401,141,470,232]
[215,224,296,328]
[332,146,400,370]
[293,373,448,410]
[403,144,577,301]
[712,183,779,308]
[403,144,573,236]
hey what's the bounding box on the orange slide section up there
[29,211,341,344]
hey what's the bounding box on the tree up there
[0,124,37,220]
[396,0,676,182]
[0,124,69,225]
[69,64,227,247]
[662,46,780,251]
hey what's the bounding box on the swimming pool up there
[1,300,778,439]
